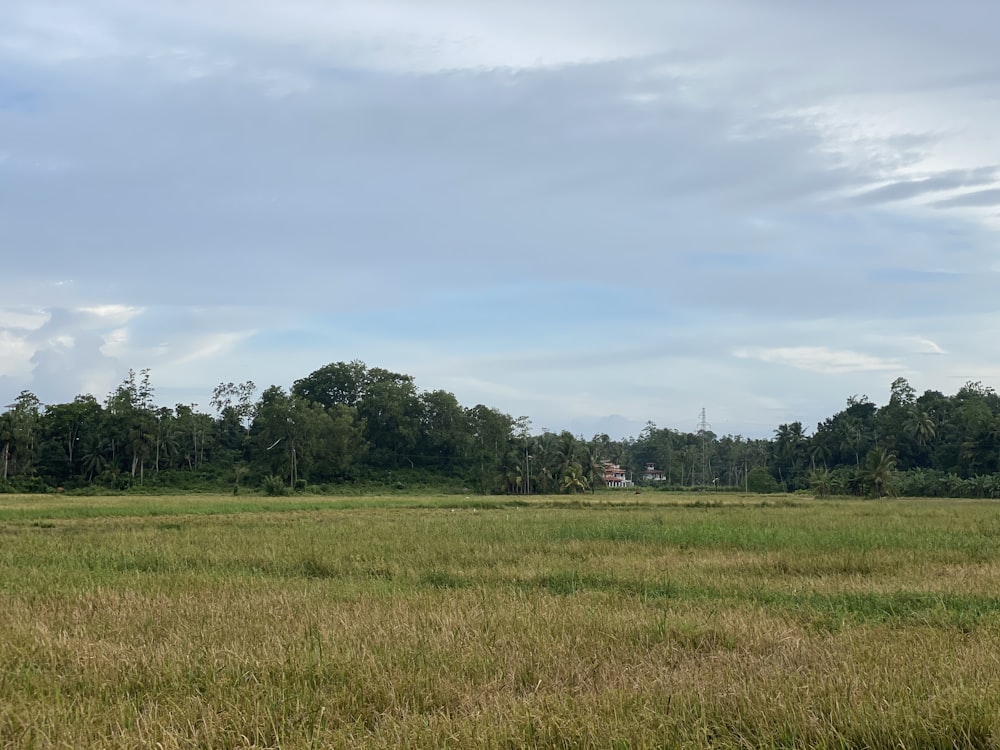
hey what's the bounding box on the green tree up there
[359,371,422,468]
[746,466,781,494]
[6,391,43,480]
[38,395,103,484]
[211,380,257,431]
[0,409,13,482]
[581,443,606,494]
[250,386,365,487]
[416,390,470,472]
[173,404,214,472]
[105,369,157,481]
[863,447,897,498]
[905,407,936,448]
[292,360,368,408]
[808,467,833,498]
[466,405,515,493]
[771,422,807,489]
[560,462,588,494]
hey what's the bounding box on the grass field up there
[2,492,1000,748]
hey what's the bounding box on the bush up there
[0,476,48,494]
[746,467,782,494]
[261,475,289,497]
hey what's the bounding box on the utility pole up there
[698,408,711,487]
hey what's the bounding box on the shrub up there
[746,467,782,494]
[261,475,289,497]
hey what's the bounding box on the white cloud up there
[0,331,33,377]
[0,309,49,330]
[1,1,999,438]
[859,334,948,356]
[99,327,129,358]
[905,337,946,356]
[170,331,255,367]
[79,305,143,324]
[733,347,903,375]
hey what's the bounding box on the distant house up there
[642,462,667,482]
[602,462,633,488]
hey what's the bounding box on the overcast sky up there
[2,1,999,438]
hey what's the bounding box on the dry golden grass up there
[1,493,999,747]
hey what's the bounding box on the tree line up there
[767,377,1000,498]
[2,366,999,497]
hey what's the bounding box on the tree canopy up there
[4,370,1000,498]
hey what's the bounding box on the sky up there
[2,1,999,439]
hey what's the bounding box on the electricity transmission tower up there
[697,408,712,487]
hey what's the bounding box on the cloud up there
[99,327,129,358]
[912,338,947,355]
[0,308,48,331]
[848,167,1000,205]
[1,1,1000,439]
[79,305,143,324]
[932,188,1000,209]
[861,334,948,356]
[0,330,34,378]
[733,347,903,375]
[169,331,256,367]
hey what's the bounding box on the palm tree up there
[128,424,153,481]
[497,450,523,495]
[554,432,579,477]
[808,467,833,498]
[809,440,832,471]
[80,441,108,483]
[838,417,865,466]
[772,422,806,487]
[581,444,605,494]
[863,448,897,498]
[560,462,587,494]
[905,407,936,448]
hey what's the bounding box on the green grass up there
[2,493,1000,747]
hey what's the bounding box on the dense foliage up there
[3,366,1000,497]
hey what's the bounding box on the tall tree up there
[466,405,515,493]
[250,386,365,486]
[771,421,807,489]
[292,360,368,408]
[416,390,470,472]
[6,391,43,480]
[863,448,897,498]
[358,368,422,468]
[0,409,13,482]
[38,395,103,485]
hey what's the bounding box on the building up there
[602,462,633,488]
[642,462,667,481]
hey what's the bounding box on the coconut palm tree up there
[581,444,605,494]
[808,467,834,498]
[863,448,897,498]
[772,422,807,488]
[905,407,936,448]
[809,440,832,471]
[560,462,587,494]
[497,450,523,495]
[80,445,107,483]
